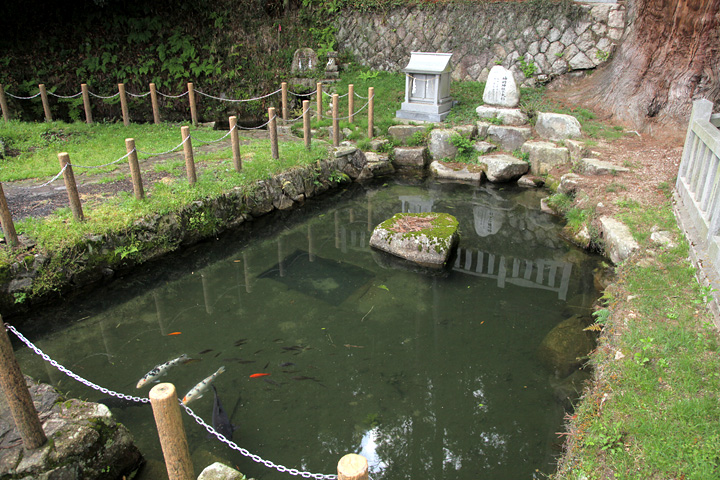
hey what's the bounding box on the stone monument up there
[482,65,520,108]
[291,48,319,74]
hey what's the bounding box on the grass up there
[553,199,720,480]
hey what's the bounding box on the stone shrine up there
[291,48,319,74]
[482,66,519,108]
[396,52,453,122]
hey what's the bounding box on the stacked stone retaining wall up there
[335,1,626,85]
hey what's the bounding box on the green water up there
[12,179,601,480]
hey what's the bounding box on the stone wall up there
[335,1,626,85]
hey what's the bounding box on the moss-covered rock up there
[369,212,459,268]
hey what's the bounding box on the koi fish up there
[136,354,189,389]
[182,366,226,404]
[168,332,182,336]
[211,385,236,441]
[249,373,270,378]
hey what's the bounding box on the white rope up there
[127,91,152,98]
[48,91,83,99]
[6,322,337,480]
[237,116,275,130]
[89,91,120,100]
[33,164,68,188]
[286,105,313,124]
[354,91,369,99]
[137,136,189,157]
[318,99,371,121]
[190,124,235,144]
[195,88,282,103]
[158,90,189,99]
[5,92,41,100]
[322,91,349,99]
[69,149,135,169]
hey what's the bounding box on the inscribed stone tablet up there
[482,66,520,108]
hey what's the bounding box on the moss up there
[379,212,459,254]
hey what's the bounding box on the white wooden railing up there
[675,99,720,316]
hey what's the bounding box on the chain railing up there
[5,322,338,479]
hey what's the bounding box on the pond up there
[12,178,602,480]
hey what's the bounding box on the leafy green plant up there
[596,49,610,62]
[358,70,379,81]
[449,133,475,157]
[512,149,529,163]
[519,57,536,78]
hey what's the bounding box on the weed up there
[512,149,530,163]
[519,57,536,78]
[596,49,611,62]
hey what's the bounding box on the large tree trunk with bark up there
[563,0,720,131]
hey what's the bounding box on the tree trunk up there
[563,0,720,131]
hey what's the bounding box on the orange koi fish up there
[168,332,182,336]
[250,373,270,378]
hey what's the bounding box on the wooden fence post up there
[332,93,340,147]
[348,84,355,124]
[39,84,52,122]
[337,454,368,480]
[125,138,144,200]
[118,83,130,126]
[229,116,242,172]
[181,126,197,185]
[80,84,92,124]
[0,84,10,122]
[302,100,311,150]
[268,107,279,160]
[0,319,47,450]
[188,83,197,127]
[281,82,288,122]
[316,82,322,120]
[150,83,161,124]
[367,87,374,139]
[0,183,18,247]
[58,152,84,221]
[149,383,194,480]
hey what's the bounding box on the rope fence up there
[0,82,376,245]
[2,321,356,480]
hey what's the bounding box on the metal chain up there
[322,91,349,98]
[237,115,276,130]
[181,404,336,480]
[127,91,152,98]
[48,91,83,99]
[195,88,282,103]
[5,92,41,100]
[6,323,335,479]
[5,324,149,405]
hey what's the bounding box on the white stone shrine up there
[396,52,453,122]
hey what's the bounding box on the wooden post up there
[367,87,374,139]
[125,138,144,200]
[0,84,10,122]
[118,83,130,126]
[0,319,47,450]
[150,83,161,124]
[81,84,92,124]
[149,383,194,480]
[281,82,288,122]
[39,84,52,122]
[58,153,84,221]
[332,93,340,147]
[268,107,279,160]
[229,116,242,173]
[188,82,197,127]
[181,126,197,185]
[348,84,355,124]
[302,100,311,150]
[316,82,322,120]
[337,454,368,480]
[0,183,18,247]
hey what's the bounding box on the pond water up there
[12,179,602,480]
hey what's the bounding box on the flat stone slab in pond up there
[430,160,484,183]
[370,212,459,268]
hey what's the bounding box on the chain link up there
[6,323,335,479]
[137,136,189,157]
[127,91,152,98]
[5,92,41,100]
[195,88,282,103]
[48,91,83,99]
[88,91,121,99]
[190,125,235,144]
[158,90,189,99]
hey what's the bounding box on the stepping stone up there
[477,154,529,183]
[393,147,429,168]
[429,160,484,183]
[521,141,570,174]
[535,112,582,141]
[578,158,630,175]
[487,125,532,151]
[476,105,529,126]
